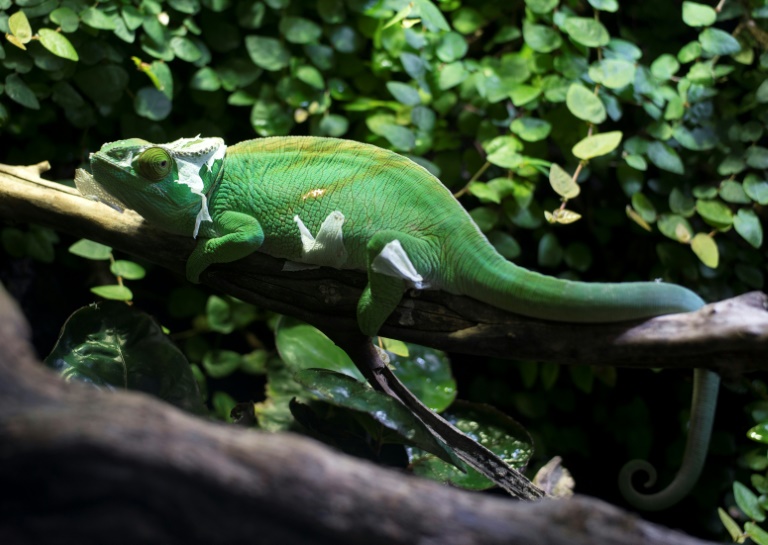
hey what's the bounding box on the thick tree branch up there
[1,166,767,374]
[0,286,715,545]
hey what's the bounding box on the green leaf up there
[624,154,647,171]
[295,368,459,466]
[451,7,485,34]
[538,232,563,268]
[190,67,220,91]
[588,59,636,89]
[374,123,415,151]
[413,0,450,32]
[757,80,768,103]
[572,131,622,160]
[408,401,533,490]
[696,198,733,227]
[69,239,112,260]
[202,349,241,378]
[647,141,684,174]
[734,208,763,248]
[510,117,551,142]
[522,22,562,53]
[682,2,717,27]
[387,343,456,412]
[318,114,349,137]
[691,233,718,268]
[673,126,718,151]
[437,61,468,90]
[718,508,744,542]
[509,84,541,107]
[563,17,610,48]
[91,285,134,301]
[566,84,606,124]
[650,54,680,80]
[48,7,80,34]
[469,182,501,204]
[9,11,32,43]
[45,302,204,413]
[276,319,364,381]
[658,214,693,242]
[211,391,237,422]
[205,295,258,334]
[38,28,79,61]
[5,74,39,110]
[549,163,579,199]
[735,481,766,522]
[488,231,521,260]
[387,81,421,106]
[746,523,768,545]
[746,146,768,169]
[632,192,657,223]
[250,100,293,136]
[485,136,524,169]
[719,181,750,204]
[524,0,558,14]
[669,188,696,216]
[590,0,618,10]
[110,260,146,280]
[80,6,117,30]
[678,41,703,63]
[170,36,202,62]
[279,16,322,44]
[245,35,290,71]
[699,28,741,56]
[134,87,171,121]
[744,174,768,205]
[436,31,468,62]
[748,422,768,444]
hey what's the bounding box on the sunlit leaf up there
[44,302,204,414]
[9,11,32,44]
[69,238,112,260]
[549,163,579,199]
[572,131,622,159]
[566,84,606,124]
[691,233,719,268]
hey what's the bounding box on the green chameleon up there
[75,135,719,510]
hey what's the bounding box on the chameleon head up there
[76,136,227,237]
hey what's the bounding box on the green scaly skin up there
[77,135,719,510]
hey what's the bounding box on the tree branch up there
[1,165,765,374]
[0,286,716,545]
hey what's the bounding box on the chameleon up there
[75,135,719,510]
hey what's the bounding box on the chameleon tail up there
[456,247,718,510]
[618,369,720,510]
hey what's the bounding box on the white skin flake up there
[371,240,430,289]
[283,211,349,270]
[142,137,226,238]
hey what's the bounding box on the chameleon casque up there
[75,135,720,510]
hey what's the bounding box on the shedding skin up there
[80,135,721,510]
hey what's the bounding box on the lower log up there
[0,287,714,545]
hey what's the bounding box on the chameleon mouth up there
[74,168,127,213]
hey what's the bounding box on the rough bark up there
[1,166,766,375]
[0,287,716,545]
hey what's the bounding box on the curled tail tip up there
[618,457,701,511]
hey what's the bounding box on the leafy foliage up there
[719,398,768,544]
[1,0,766,533]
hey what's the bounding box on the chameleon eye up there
[135,147,173,181]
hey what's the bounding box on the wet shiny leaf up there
[45,302,204,414]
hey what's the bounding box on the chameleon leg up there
[357,230,433,336]
[187,211,265,282]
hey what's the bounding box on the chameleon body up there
[76,135,719,510]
